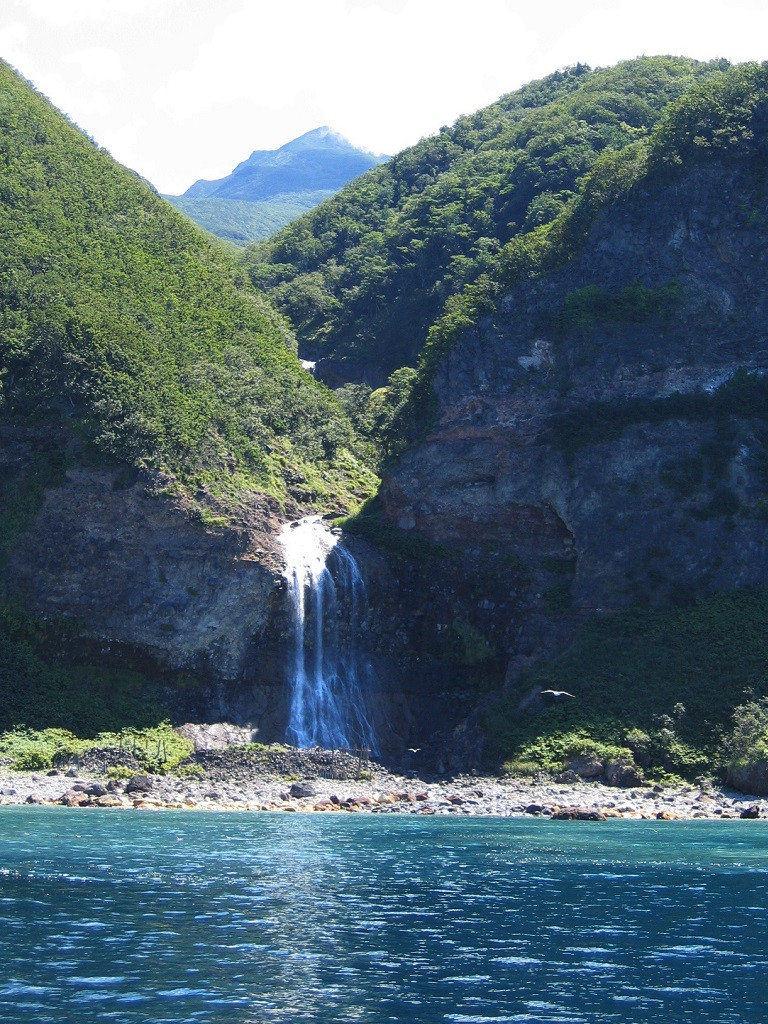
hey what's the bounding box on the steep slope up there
[166,127,388,245]
[0,62,375,734]
[0,64,371,505]
[358,62,768,773]
[244,58,730,385]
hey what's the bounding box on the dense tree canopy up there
[0,61,372,505]
[244,58,730,383]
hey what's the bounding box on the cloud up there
[14,0,163,28]
[153,0,539,163]
[2,0,768,193]
[62,47,126,83]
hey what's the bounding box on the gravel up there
[0,747,765,820]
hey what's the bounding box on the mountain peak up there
[283,126,384,157]
[181,128,387,202]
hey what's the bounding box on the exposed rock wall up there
[2,427,292,718]
[380,161,768,681]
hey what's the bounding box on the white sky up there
[0,0,766,194]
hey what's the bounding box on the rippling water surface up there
[0,808,766,1023]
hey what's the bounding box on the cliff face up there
[380,161,768,671]
[2,428,498,755]
[2,426,298,731]
[4,78,768,765]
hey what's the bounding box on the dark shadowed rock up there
[739,804,761,819]
[125,774,153,794]
[524,803,545,815]
[727,762,768,797]
[605,758,644,788]
[290,782,319,799]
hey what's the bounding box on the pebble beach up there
[0,744,764,821]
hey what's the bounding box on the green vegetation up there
[555,280,682,331]
[0,447,66,562]
[245,58,728,383]
[406,62,768,438]
[0,60,373,508]
[0,600,184,736]
[502,733,634,778]
[166,192,333,247]
[336,494,452,562]
[547,369,768,462]
[0,723,193,774]
[722,697,768,783]
[487,588,768,780]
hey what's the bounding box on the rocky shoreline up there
[0,745,765,821]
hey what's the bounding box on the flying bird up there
[540,689,575,699]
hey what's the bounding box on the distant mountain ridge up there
[183,126,387,201]
[166,126,388,244]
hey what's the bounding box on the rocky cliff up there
[3,60,767,773]
[374,159,767,728]
[2,425,300,737]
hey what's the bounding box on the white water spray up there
[279,516,377,752]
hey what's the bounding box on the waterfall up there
[279,516,377,753]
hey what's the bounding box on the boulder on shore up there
[605,758,644,788]
[565,753,605,779]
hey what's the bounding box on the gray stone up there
[290,782,319,799]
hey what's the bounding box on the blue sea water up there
[0,809,766,1023]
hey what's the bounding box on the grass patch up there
[556,280,682,331]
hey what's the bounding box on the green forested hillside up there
[165,192,334,247]
[401,60,768,777]
[0,61,372,505]
[244,57,729,382]
[398,59,768,443]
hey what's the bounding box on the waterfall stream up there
[279,517,377,752]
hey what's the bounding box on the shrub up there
[723,696,768,770]
[12,749,53,771]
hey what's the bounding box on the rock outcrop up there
[7,458,283,681]
[380,161,768,677]
[2,426,302,737]
[3,158,767,766]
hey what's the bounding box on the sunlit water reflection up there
[0,808,766,1022]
